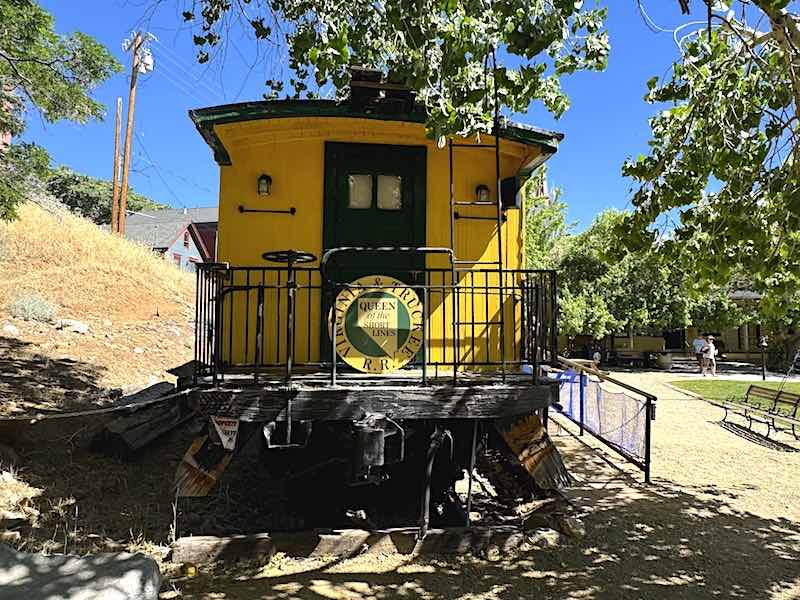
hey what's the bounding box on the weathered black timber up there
[172,526,526,564]
[188,377,557,422]
[92,396,195,459]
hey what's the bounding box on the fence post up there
[579,370,586,436]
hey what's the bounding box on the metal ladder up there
[447,50,507,382]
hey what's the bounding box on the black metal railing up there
[194,255,558,386]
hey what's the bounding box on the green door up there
[322,142,427,360]
[323,142,427,282]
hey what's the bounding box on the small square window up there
[348,174,372,209]
[377,175,402,210]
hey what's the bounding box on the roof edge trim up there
[189,100,563,166]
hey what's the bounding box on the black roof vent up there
[349,66,415,113]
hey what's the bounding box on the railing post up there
[212,270,223,386]
[193,267,201,385]
[644,396,653,484]
[579,370,586,436]
[533,282,540,382]
[253,283,264,384]
[451,268,459,385]
[551,271,558,363]
[330,289,338,387]
[285,262,296,385]
[422,285,429,386]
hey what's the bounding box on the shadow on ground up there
[174,432,800,600]
[0,545,159,600]
[5,415,192,549]
[717,420,800,452]
[0,336,108,416]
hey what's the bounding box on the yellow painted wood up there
[212,116,546,367]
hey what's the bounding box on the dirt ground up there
[3,368,799,599]
[168,370,800,599]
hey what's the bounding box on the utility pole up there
[118,32,143,236]
[110,97,122,233]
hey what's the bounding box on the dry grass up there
[5,417,185,558]
[0,467,41,524]
[0,200,196,413]
[0,202,192,322]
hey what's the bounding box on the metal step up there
[454,201,497,206]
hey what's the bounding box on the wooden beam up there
[189,382,557,422]
[171,526,526,565]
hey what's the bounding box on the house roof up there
[189,99,565,166]
[124,207,218,249]
[729,290,762,301]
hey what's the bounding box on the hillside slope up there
[0,198,195,416]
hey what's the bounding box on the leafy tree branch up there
[0,0,120,220]
[622,1,800,319]
[180,0,610,139]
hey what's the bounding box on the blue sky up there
[24,1,695,230]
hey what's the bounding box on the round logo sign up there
[332,275,424,374]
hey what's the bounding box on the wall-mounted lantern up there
[475,184,490,203]
[258,174,272,196]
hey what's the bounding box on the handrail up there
[556,355,657,402]
[319,246,455,285]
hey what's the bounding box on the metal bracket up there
[238,205,296,215]
[263,420,312,449]
[453,211,506,222]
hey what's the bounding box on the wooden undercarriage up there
[174,368,568,541]
[186,369,558,422]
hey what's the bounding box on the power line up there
[151,39,227,101]
[149,59,213,105]
[135,130,187,208]
[151,49,224,103]
[134,152,215,196]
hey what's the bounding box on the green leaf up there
[0,0,119,220]
[178,0,609,138]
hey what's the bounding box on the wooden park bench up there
[710,384,800,440]
[614,350,648,368]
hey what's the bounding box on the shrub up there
[7,293,56,322]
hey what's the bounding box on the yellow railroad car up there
[179,75,566,534]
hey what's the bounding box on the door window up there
[377,175,403,210]
[348,174,372,209]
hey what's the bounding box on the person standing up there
[702,335,717,377]
[692,333,706,372]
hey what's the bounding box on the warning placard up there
[211,416,240,451]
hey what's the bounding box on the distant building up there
[124,207,218,271]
